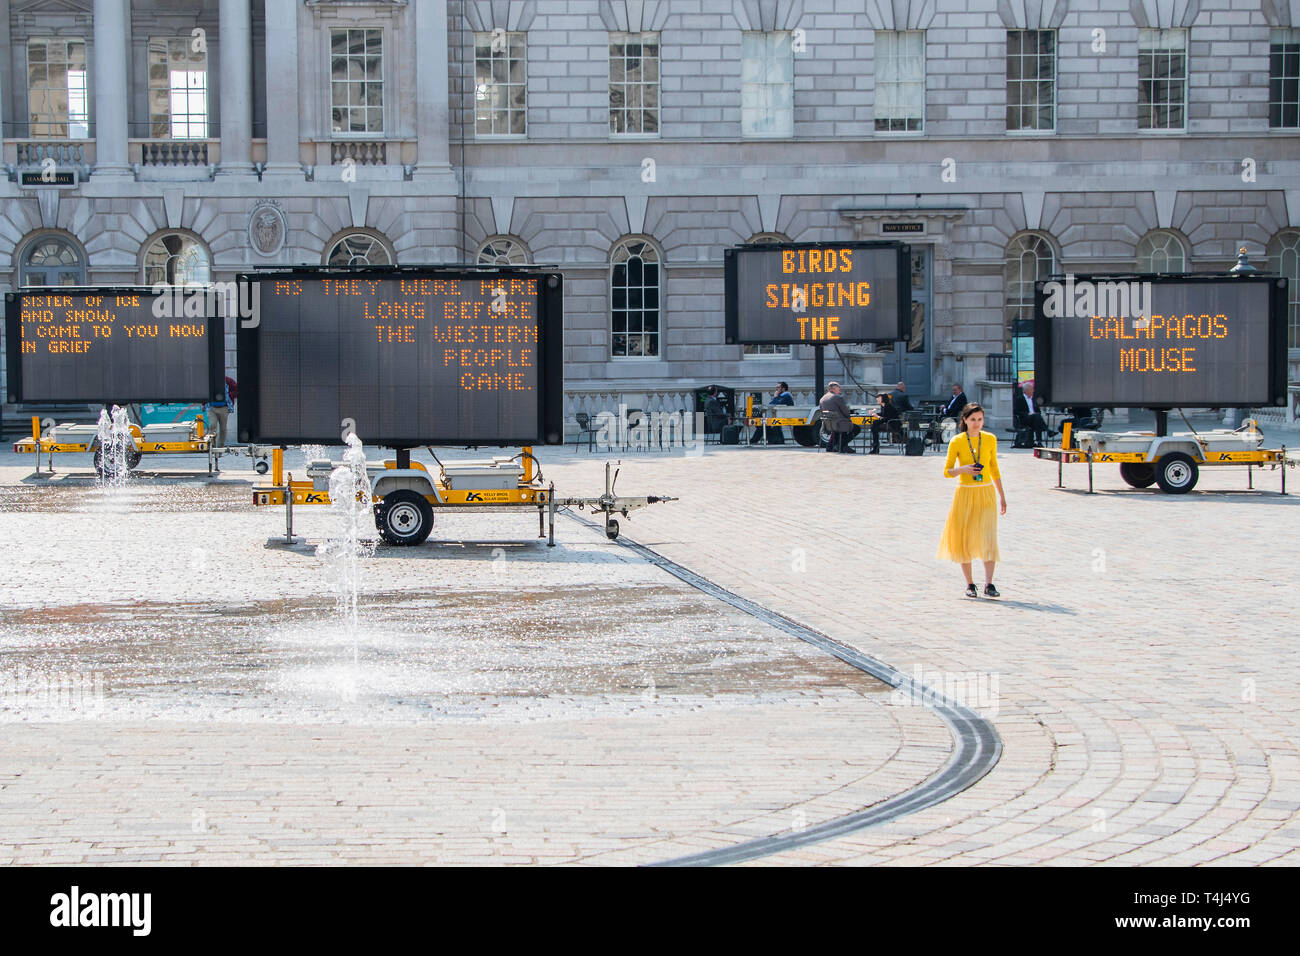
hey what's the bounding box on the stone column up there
[218,0,253,175]
[414,0,450,173]
[0,0,11,144]
[92,0,131,176]
[262,0,300,176]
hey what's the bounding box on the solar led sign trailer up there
[724,241,910,346]
[5,287,223,405]
[237,267,565,448]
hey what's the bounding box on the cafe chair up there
[573,412,599,452]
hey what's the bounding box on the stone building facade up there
[1,0,1298,433]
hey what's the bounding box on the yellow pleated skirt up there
[936,484,1000,563]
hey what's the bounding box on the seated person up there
[941,383,968,418]
[818,382,860,453]
[703,385,727,434]
[890,381,913,414]
[1012,381,1052,446]
[869,393,903,454]
[750,380,794,444]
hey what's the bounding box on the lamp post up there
[1226,247,1256,425]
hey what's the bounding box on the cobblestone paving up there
[2,436,1295,866]
[537,441,1299,866]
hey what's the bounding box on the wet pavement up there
[0,448,948,865]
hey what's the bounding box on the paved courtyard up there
[0,426,1297,865]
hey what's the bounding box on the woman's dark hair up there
[959,402,985,429]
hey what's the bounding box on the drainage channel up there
[566,512,1003,867]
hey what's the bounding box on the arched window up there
[325,231,393,266]
[1268,230,1300,349]
[1004,233,1056,348]
[744,233,791,356]
[142,232,210,285]
[1136,230,1186,273]
[610,238,660,357]
[19,234,86,286]
[476,236,531,265]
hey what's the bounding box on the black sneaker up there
[965,583,979,598]
[984,583,1000,598]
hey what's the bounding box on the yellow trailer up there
[13,415,212,477]
[1034,420,1293,494]
[253,446,675,546]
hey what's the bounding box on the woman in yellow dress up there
[937,403,1007,597]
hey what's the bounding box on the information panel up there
[4,289,223,404]
[724,241,910,345]
[1034,274,1288,408]
[237,269,564,446]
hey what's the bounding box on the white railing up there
[331,140,387,165]
[133,138,213,167]
[562,387,879,441]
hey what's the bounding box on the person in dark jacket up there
[751,381,795,444]
[891,382,913,414]
[703,385,727,435]
[818,382,859,453]
[1012,381,1050,446]
[869,392,902,453]
[942,383,968,418]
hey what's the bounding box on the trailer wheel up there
[792,425,819,448]
[93,447,141,476]
[1119,463,1156,488]
[605,518,620,540]
[374,489,434,545]
[1154,452,1199,494]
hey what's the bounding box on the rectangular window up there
[609,32,659,135]
[874,30,924,132]
[1271,28,1300,129]
[1138,28,1187,130]
[475,31,526,136]
[741,32,794,137]
[743,344,792,357]
[1006,29,1055,131]
[27,38,89,138]
[330,28,383,134]
[148,36,208,139]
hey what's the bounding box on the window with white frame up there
[609,32,659,135]
[874,31,924,132]
[477,237,530,265]
[1006,29,1055,131]
[27,38,89,138]
[611,239,660,357]
[326,232,393,266]
[741,32,793,137]
[1268,231,1300,349]
[1004,234,1056,348]
[330,28,383,134]
[143,233,211,286]
[148,37,208,139]
[1136,231,1186,273]
[743,234,792,356]
[1271,28,1300,129]
[475,31,526,135]
[1138,28,1187,130]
